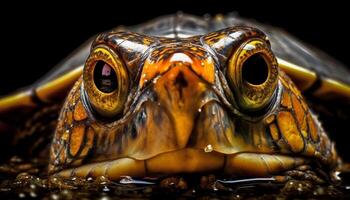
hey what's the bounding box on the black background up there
[1,1,349,160]
[1,1,349,95]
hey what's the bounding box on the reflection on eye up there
[93,61,118,93]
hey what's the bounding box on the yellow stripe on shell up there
[0,90,35,113]
[277,57,350,100]
[36,65,83,102]
[277,57,317,91]
[0,66,83,114]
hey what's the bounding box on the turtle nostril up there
[174,71,188,88]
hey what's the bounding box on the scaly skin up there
[49,27,340,181]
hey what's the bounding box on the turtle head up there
[49,27,336,180]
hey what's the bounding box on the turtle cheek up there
[49,78,95,173]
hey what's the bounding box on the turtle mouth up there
[55,148,306,180]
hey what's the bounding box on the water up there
[1,156,350,199]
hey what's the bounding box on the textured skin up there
[49,25,339,180]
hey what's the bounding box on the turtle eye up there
[227,39,279,112]
[83,46,129,117]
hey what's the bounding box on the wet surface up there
[1,156,350,199]
[0,81,349,200]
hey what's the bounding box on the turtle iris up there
[242,53,269,85]
[93,61,118,93]
[83,46,129,118]
[227,39,279,112]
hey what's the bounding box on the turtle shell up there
[0,13,349,114]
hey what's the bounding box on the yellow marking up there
[278,57,350,100]
[277,57,317,91]
[313,78,350,99]
[0,66,83,114]
[73,101,88,121]
[0,90,35,113]
[280,89,292,109]
[277,111,304,153]
[269,123,280,141]
[265,114,275,124]
[36,66,83,102]
[69,125,85,157]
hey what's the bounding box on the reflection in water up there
[0,156,349,199]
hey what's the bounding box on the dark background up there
[1,1,349,95]
[1,1,349,161]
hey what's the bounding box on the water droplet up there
[100,196,110,200]
[334,171,341,181]
[204,144,213,152]
[152,76,160,84]
[346,186,350,190]
[30,191,37,198]
[30,184,36,189]
[102,185,110,192]
[87,177,93,182]
[71,177,76,181]
[18,193,25,198]
[62,130,70,140]
[198,108,202,113]
[120,176,133,184]
[51,194,59,200]
[99,175,108,185]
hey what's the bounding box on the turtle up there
[0,13,349,187]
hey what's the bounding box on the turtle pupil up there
[93,61,118,93]
[242,53,269,85]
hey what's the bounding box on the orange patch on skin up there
[69,125,85,157]
[139,52,215,88]
[307,114,319,142]
[65,111,73,124]
[269,123,280,141]
[79,127,94,158]
[280,90,292,109]
[74,101,88,121]
[277,111,304,153]
[59,147,66,164]
[265,114,275,124]
[291,94,308,138]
